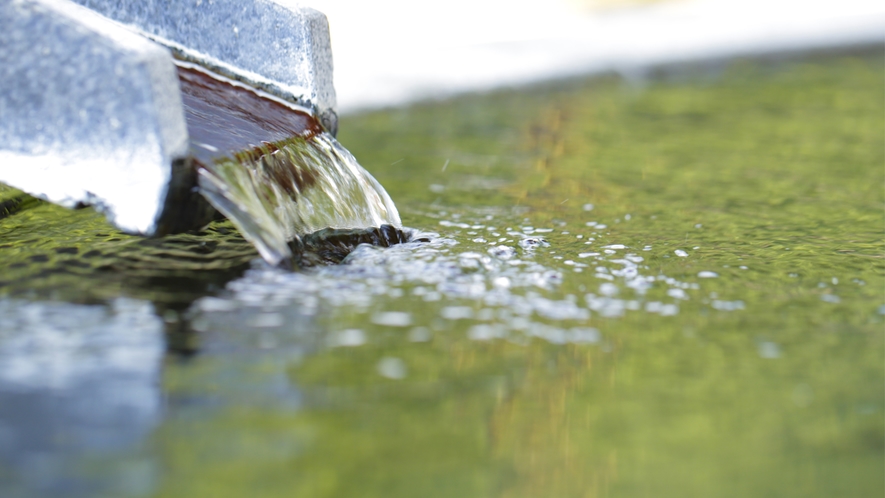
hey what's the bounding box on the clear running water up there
[197,132,402,266]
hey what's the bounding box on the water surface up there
[0,50,882,497]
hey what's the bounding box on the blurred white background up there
[284,0,885,113]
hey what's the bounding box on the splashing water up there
[196,132,401,266]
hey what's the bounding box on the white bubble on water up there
[247,312,284,328]
[758,342,781,359]
[492,276,511,288]
[820,294,841,304]
[330,329,366,347]
[645,301,679,316]
[711,300,745,311]
[468,324,505,341]
[377,357,407,379]
[198,297,239,312]
[698,271,719,278]
[599,282,619,297]
[518,237,549,250]
[372,312,412,327]
[675,249,688,257]
[585,295,627,317]
[441,306,473,320]
[569,327,600,343]
[667,288,688,300]
[488,246,517,260]
[583,204,594,211]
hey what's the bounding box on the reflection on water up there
[0,50,883,497]
[0,299,162,498]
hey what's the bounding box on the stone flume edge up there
[0,0,336,235]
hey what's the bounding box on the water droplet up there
[698,271,718,278]
[674,249,688,257]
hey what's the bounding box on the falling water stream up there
[197,133,402,266]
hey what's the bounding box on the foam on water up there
[185,208,747,352]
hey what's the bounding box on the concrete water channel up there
[0,14,882,498]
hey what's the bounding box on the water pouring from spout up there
[197,132,402,266]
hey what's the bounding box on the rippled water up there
[0,50,882,497]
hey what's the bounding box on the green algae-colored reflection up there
[153,52,883,498]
